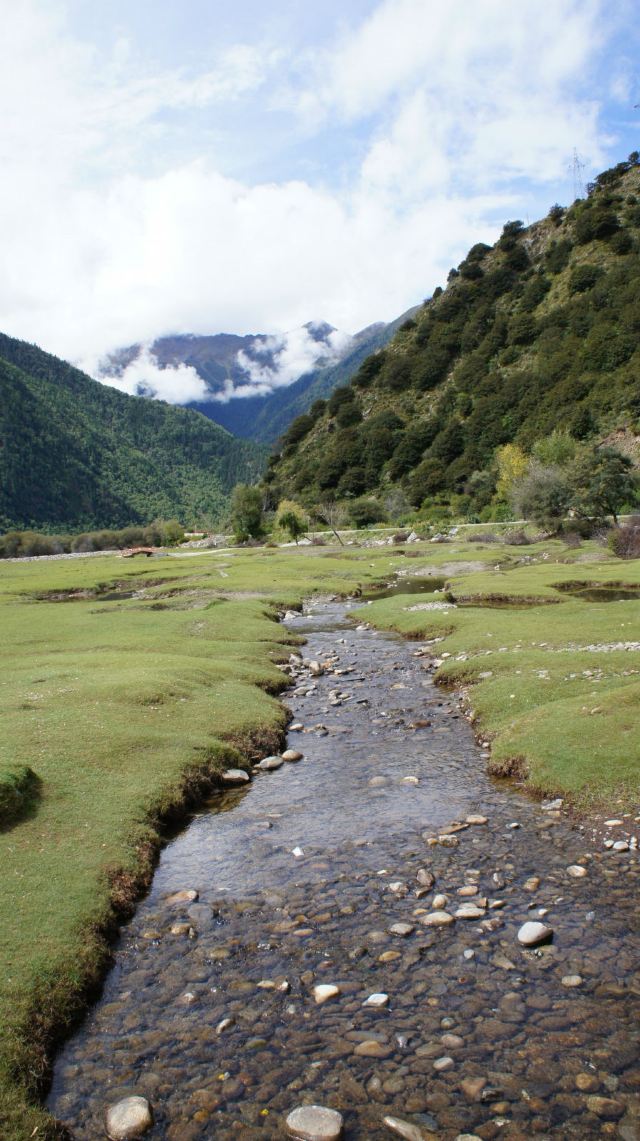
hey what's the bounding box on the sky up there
[0,0,639,402]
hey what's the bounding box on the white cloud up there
[222,324,353,401]
[96,346,209,404]
[0,0,619,380]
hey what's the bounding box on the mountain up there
[101,316,413,444]
[265,155,640,513]
[0,333,266,533]
[200,313,419,443]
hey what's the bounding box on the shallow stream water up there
[49,600,640,1140]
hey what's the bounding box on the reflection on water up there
[362,576,448,601]
[48,602,640,1140]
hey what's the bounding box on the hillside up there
[0,334,265,532]
[266,155,640,515]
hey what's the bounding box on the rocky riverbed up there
[48,600,640,1140]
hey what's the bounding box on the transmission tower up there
[570,149,586,200]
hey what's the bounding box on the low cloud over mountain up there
[95,321,353,405]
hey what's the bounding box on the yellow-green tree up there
[495,444,528,502]
[275,499,308,544]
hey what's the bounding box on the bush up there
[347,497,388,528]
[545,239,573,274]
[574,206,619,244]
[510,463,572,531]
[608,517,640,558]
[502,528,531,545]
[467,531,499,543]
[568,264,603,294]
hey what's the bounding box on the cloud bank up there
[100,347,210,404]
[0,0,629,378]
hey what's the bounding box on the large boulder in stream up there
[286,1105,344,1140]
[105,1096,154,1139]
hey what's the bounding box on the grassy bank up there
[362,543,640,806]
[0,536,638,1137]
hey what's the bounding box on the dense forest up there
[266,156,640,521]
[0,334,266,532]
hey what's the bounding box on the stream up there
[48,599,640,1140]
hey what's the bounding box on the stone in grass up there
[286,1105,343,1140]
[105,1097,153,1140]
[517,921,553,947]
[221,768,250,785]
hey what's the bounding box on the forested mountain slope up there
[0,334,265,532]
[265,156,640,515]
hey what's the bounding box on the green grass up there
[362,546,640,807]
[0,537,638,1138]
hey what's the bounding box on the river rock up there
[455,904,485,920]
[389,922,415,937]
[466,814,488,825]
[105,1096,153,1140]
[586,1095,625,1119]
[561,974,583,987]
[282,749,304,762]
[314,984,341,1004]
[422,910,454,927]
[258,755,284,770]
[416,869,435,888]
[165,889,198,905]
[364,993,389,1008]
[432,894,448,909]
[286,1105,343,1140]
[567,865,588,878]
[308,661,324,677]
[517,921,553,946]
[433,1055,454,1072]
[221,768,250,784]
[524,876,541,891]
[354,1040,393,1058]
[383,1115,425,1141]
[460,1077,486,1101]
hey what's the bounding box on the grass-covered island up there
[0,532,638,1137]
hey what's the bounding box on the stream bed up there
[49,600,640,1140]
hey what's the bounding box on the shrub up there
[347,497,388,528]
[611,230,633,255]
[548,204,565,225]
[503,528,531,545]
[608,516,640,558]
[545,239,573,274]
[574,206,619,244]
[568,264,603,294]
[510,463,572,531]
[468,531,499,543]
